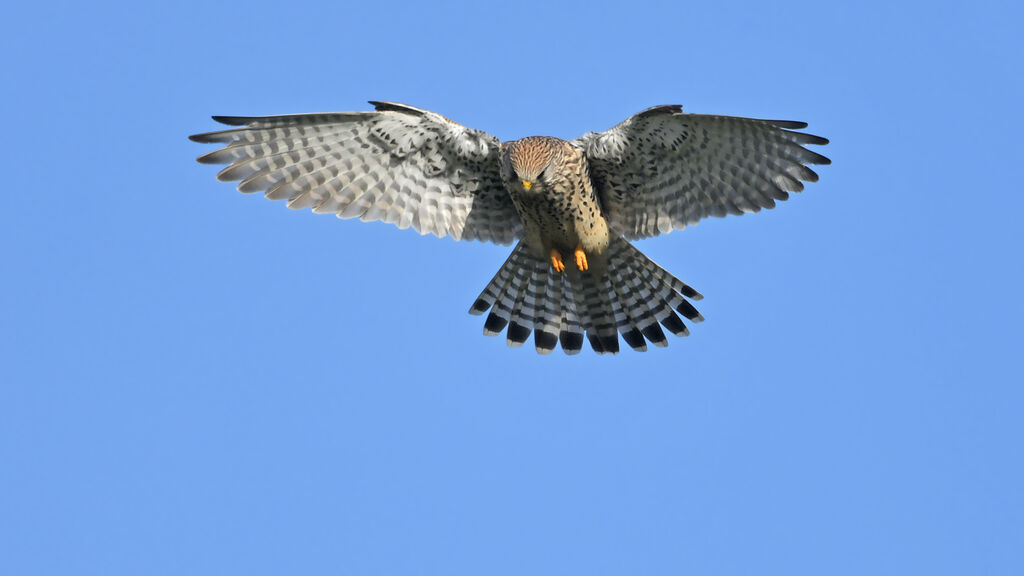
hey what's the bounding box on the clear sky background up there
[3,1,1022,574]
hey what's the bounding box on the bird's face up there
[504,137,561,193]
[515,163,549,193]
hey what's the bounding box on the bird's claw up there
[574,246,588,271]
[550,249,565,273]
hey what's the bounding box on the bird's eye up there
[537,168,546,181]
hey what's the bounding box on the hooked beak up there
[522,180,533,190]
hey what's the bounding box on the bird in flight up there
[191,101,829,355]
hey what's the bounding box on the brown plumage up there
[191,101,830,355]
[502,137,610,262]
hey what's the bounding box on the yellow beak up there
[522,180,533,190]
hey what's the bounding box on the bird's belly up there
[515,193,578,251]
[512,191,610,260]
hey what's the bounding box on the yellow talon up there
[574,246,588,271]
[550,249,565,273]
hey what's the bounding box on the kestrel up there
[190,102,829,355]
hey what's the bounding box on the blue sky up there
[3,0,1022,574]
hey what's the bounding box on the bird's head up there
[503,137,562,192]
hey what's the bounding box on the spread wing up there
[573,105,830,239]
[190,101,522,244]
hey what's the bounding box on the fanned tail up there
[469,237,703,355]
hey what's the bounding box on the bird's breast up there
[509,182,593,253]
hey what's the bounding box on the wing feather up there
[575,106,830,239]
[190,102,522,244]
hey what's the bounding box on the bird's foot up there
[574,246,588,271]
[550,249,566,273]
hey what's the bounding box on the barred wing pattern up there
[189,101,522,244]
[574,105,831,239]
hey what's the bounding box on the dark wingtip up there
[771,120,808,129]
[637,104,683,118]
[211,115,253,126]
[195,150,223,164]
[368,101,424,115]
[803,149,832,165]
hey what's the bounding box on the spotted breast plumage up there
[190,101,830,355]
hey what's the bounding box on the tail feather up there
[470,237,702,355]
[531,266,561,354]
[631,253,704,328]
[602,273,632,350]
[506,266,536,347]
[571,274,601,353]
[471,248,521,336]
[580,273,621,355]
[607,266,648,351]
[557,277,585,355]
[609,247,669,347]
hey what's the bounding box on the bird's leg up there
[550,248,565,273]
[574,244,588,271]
